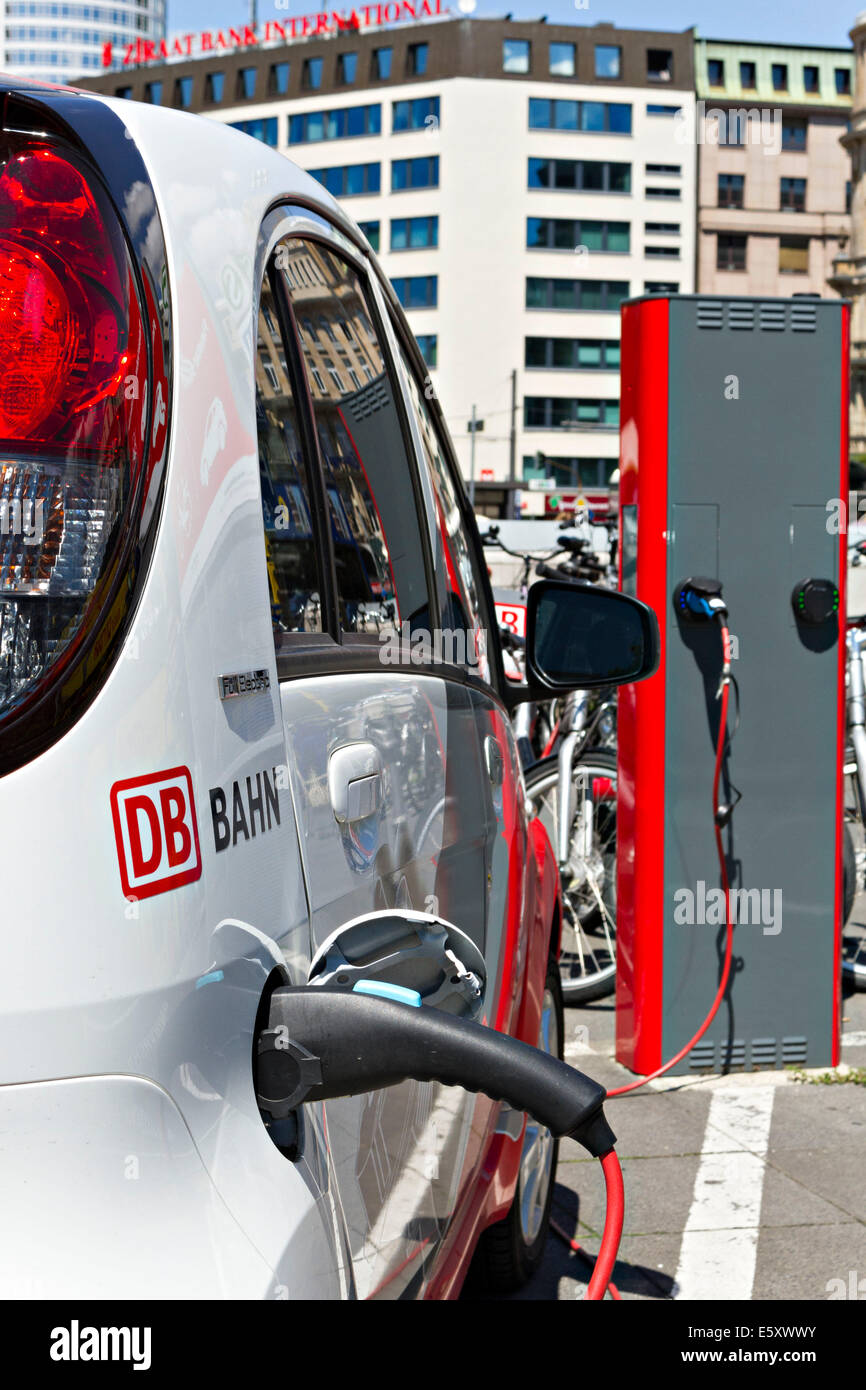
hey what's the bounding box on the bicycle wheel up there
[842,816,866,991]
[524,750,617,1004]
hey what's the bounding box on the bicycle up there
[843,613,866,989]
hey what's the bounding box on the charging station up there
[616,294,848,1075]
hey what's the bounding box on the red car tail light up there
[0,137,152,743]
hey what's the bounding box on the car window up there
[397,348,492,684]
[255,278,325,643]
[272,238,430,639]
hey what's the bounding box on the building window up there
[174,76,193,108]
[229,118,279,147]
[503,39,531,74]
[527,217,629,253]
[206,71,224,102]
[144,81,162,104]
[717,111,746,146]
[646,162,681,175]
[393,96,440,132]
[529,98,631,134]
[645,281,679,294]
[391,215,438,250]
[373,47,392,80]
[535,457,618,486]
[270,62,290,95]
[645,222,680,235]
[416,334,437,367]
[646,104,681,116]
[302,58,323,91]
[708,58,724,86]
[549,41,576,77]
[739,61,757,89]
[646,185,680,200]
[647,49,673,82]
[289,105,381,143]
[836,67,852,96]
[308,163,381,196]
[358,220,380,251]
[525,278,630,312]
[115,85,132,99]
[847,180,853,215]
[803,65,820,94]
[391,275,437,309]
[525,397,619,430]
[646,245,680,259]
[717,233,747,271]
[392,156,439,191]
[780,177,806,212]
[782,118,807,151]
[779,235,809,274]
[239,66,257,99]
[717,173,744,209]
[525,338,620,371]
[338,52,358,84]
[595,45,621,79]
[772,63,788,91]
[528,157,631,194]
[407,42,428,76]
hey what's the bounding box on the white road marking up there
[842,1030,866,1047]
[673,1086,775,1301]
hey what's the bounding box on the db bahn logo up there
[111,767,202,900]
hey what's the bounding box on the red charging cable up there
[583,1151,625,1300]
[574,624,735,1298]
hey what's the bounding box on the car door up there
[253,221,496,1298]
[384,331,536,1258]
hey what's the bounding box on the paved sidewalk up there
[502,962,866,1302]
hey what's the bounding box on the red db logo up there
[111,766,202,900]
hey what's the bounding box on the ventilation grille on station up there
[729,303,755,331]
[695,301,818,334]
[685,1035,810,1072]
[791,303,818,332]
[696,300,723,330]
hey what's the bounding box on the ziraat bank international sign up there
[103,0,449,67]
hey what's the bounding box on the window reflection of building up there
[273,239,399,633]
[275,240,381,403]
[255,290,323,638]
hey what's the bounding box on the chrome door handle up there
[328,742,383,824]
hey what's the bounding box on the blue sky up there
[169,0,860,50]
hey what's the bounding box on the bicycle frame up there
[847,625,866,822]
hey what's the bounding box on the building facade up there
[829,14,866,454]
[80,15,697,515]
[0,0,165,83]
[694,37,853,299]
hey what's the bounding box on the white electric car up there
[0,77,655,1299]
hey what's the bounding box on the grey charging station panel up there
[662,296,844,1072]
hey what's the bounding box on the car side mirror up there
[520,579,659,696]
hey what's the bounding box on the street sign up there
[494,601,527,638]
